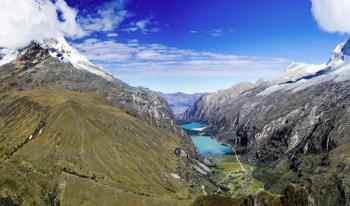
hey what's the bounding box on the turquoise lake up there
[180,122,233,156]
[179,122,205,130]
[192,135,233,156]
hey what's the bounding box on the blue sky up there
[63,0,347,93]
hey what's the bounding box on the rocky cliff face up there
[181,81,263,124]
[183,38,350,205]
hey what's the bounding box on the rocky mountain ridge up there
[0,37,180,134]
[181,81,264,123]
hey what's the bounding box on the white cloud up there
[208,29,224,37]
[122,19,160,33]
[136,49,183,61]
[79,1,129,33]
[0,0,84,49]
[55,0,84,36]
[73,38,289,79]
[135,20,149,30]
[107,33,119,37]
[72,38,136,61]
[311,0,350,33]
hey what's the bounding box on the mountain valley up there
[3,0,350,205]
[182,38,350,205]
[0,36,333,206]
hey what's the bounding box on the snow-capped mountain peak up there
[341,37,350,56]
[327,38,350,66]
[1,37,115,81]
[271,62,326,85]
[272,38,350,85]
[259,38,350,96]
[41,37,114,81]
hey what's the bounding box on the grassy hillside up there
[0,90,196,205]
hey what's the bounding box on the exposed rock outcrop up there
[181,81,263,123]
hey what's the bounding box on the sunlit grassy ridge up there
[0,90,194,205]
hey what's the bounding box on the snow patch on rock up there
[0,48,18,67]
[171,173,181,179]
[272,63,326,85]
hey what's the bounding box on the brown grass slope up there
[0,90,193,205]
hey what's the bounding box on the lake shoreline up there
[179,122,264,197]
[179,122,235,156]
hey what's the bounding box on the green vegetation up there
[0,89,197,205]
[209,155,264,197]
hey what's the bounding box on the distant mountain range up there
[182,38,350,205]
[160,92,206,118]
